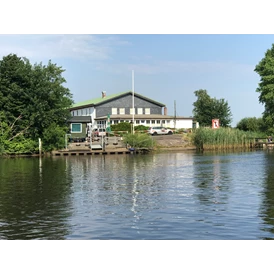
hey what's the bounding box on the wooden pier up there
[51,142,152,156]
[51,148,134,156]
[249,138,274,149]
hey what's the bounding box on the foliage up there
[134,125,149,131]
[254,44,274,132]
[1,137,38,155]
[0,112,39,154]
[4,139,38,154]
[193,127,264,151]
[193,89,232,127]
[123,133,155,149]
[111,122,131,132]
[236,117,265,132]
[110,123,149,133]
[0,54,74,153]
[42,123,68,151]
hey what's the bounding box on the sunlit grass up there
[193,127,265,151]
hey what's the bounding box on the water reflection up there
[193,153,231,205]
[260,151,274,239]
[0,157,73,239]
[1,151,274,239]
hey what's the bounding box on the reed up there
[193,127,264,151]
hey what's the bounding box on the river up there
[0,150,274,240]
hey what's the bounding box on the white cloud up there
[0,34,255,77]
[94,59,255,76]
[0,34,130,62]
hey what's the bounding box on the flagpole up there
[132,70,135,134]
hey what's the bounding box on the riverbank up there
[152,134,196,151]
[0,134,196,157]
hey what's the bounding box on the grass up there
[192,127,265,151]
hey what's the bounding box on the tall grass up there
[193,127,265,151]
[123,133,155,150]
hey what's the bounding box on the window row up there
[112,108,150,115]
[71,108,93,116]
[71,120,173,133]
[71,107,151,116]
[96,120,171,126]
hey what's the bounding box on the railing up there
[247,137,274,149]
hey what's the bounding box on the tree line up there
[0,54,73,154]
[193,43,274,135]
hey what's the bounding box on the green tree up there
[42,123,67,151]
[193,89,232,127]
[236,117,265,132]
[0,54,74,152]
[0,111,38,155]
[254,44,274,131]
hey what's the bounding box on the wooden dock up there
[249,138,274,149]
[51,148,134,156]
[51,138,153,156]
[51,147,152,156]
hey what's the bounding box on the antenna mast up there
[174,100,176,130]
[132,70,135,134]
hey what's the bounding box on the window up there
[141,120,145,124]
[130,108,135,115]
[136,120,140,124]
[119,108,125,115]
[112,108,117,115]
[157,120,161,124]
[114,120,119,124]
[162,120,166,124]
[146,120,150,124]
[71,123,82,133]
[138,108,143,114]
[98,121,106,127]
[151,120,155,124]
[145,108,150,114]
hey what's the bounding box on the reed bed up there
[193,127,264,151]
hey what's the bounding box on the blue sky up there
[0,34,273,126]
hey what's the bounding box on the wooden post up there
[38,138,42,155]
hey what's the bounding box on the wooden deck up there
[51,149,132,156]
[51,137,154,156]
[51,147,152,156]
[249,138,274,149]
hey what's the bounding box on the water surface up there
[1,150,274,239]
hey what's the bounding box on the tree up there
[0,54,74,151]
[192,89,232,127]
[254,44,274,131]
[236,117,265,132]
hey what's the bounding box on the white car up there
[93,128,106,137]
[147,127,173,135]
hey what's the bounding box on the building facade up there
[69,91,196,138]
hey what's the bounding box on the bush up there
[1,138,38,155]
[123,133,155,149]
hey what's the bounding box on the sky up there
[1,34,272,127]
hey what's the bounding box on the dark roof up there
[70,91,165,110]
[68,116,92,123]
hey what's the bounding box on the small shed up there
[67,116,92,142]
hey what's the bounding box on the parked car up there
[93,128,106,137]
[147,127,173,135]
